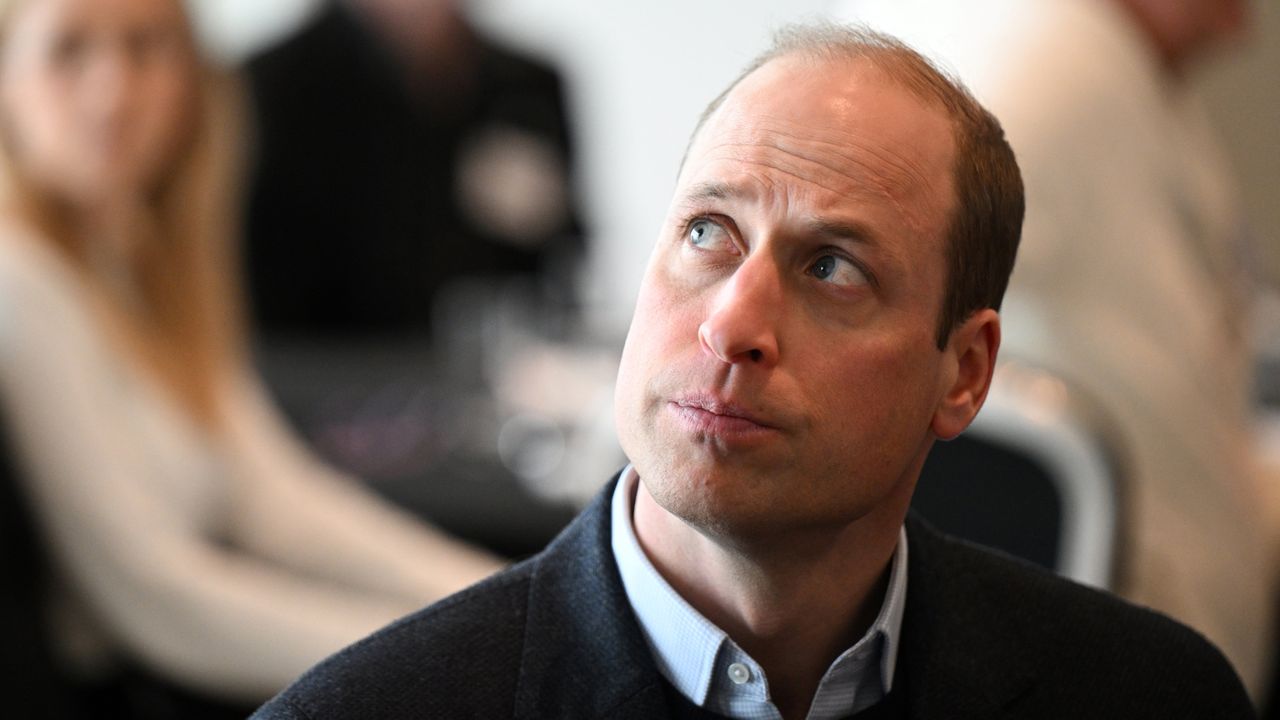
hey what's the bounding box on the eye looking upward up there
[687,218,735,253]
[809,253,869,288]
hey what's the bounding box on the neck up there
[632,479,906,720]
[71,195,152,264]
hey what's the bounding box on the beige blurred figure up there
[0,0,503,710]
[834,0,1271,700]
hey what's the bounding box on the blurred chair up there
[913,362,1127,590]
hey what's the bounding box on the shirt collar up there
[610,466,908,718]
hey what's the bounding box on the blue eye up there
[688,219,732,250]
[809,254,868,287]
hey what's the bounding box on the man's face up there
[614,55,960,540]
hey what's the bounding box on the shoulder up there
[247,6,373,108]
[480,37,563,88]
[0,225,91,360]
[0,221,86,309]
[0,221,64,286]
[254,483,630,719]
[907,519,1254,716]
[247,6,342,75]
[253,558,539,720]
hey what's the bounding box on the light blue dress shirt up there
[610,466,907,720]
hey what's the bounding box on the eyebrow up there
[806,217,879,247]
[678,181,886,255]
[678,181,749,204]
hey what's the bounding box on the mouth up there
[667,394,779,439]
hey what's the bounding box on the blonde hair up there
[0,0,248,429]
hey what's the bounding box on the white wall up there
[186,0,320,61]
[467,0,839,335]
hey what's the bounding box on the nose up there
[697,255,781,368]
[82,48,132,124]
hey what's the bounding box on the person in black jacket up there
[245,0,583,337]
[253,22,1256,719]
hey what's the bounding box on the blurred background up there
[191,0,1280,323]
[0,0,1276,717]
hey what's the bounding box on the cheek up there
[809,333,942,457]
[615,265,704,423]
[6,79,81,177]
[3,67,47,131]
[625,261,704,362]
[149,68,191,132]
[132,69,194,160]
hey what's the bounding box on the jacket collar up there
[511,477,1038,719]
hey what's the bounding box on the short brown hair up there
[685,24,1024,349]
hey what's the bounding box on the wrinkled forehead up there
[680,54,957,240]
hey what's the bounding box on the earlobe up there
[931,309,1000,440]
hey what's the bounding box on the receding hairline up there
[681,23,971,170]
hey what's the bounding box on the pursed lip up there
[667,393,780,435]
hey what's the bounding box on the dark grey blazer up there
[253,477,1254,719]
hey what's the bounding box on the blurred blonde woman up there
[0,0,502,714]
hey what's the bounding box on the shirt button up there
[727,663,751,685]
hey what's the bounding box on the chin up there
[639,450,791,538]
[641,446,909,546]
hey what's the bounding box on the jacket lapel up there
[513,474,671,719]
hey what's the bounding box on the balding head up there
[684,24,1024,349]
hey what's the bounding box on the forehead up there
[679,54,956,245]
[9,0,185,33]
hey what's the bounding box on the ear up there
[931,308,1000,440]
